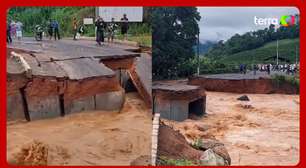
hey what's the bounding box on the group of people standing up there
[95,14,129,46]
[258,63,299,75]
[7,14,129,45]
[239,63,299,76]
[6,20,23,43]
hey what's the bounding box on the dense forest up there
[152,7,201,80]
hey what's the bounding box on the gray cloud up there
[197,7,299,43]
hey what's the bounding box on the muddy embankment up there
[189,76,298,94]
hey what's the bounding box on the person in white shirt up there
[15,21,23,40]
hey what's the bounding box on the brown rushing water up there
[7,92,152,166]
[164,91,299,166]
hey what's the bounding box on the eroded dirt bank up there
[164,91,299,166]
[7,92,151,166]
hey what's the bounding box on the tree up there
[152,7,201,80]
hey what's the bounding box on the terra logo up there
[280,15,295,27]
[254,15,296,27]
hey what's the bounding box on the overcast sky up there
[197,7,299,43]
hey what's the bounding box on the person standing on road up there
[15,21,23,41]
[267,64,271,75]
[253,64,257,76]
[120,14,129,41]
[47,20,53,40]
[52,20,60,40]
[72,17,78,40]
[239,64,243,74]
[7,20,12,43]
[107,18,117,43]
[10,20,16,39]
[95,16,106,46]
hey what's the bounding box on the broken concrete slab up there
[135,54,152,97]
[55,58,114,80]
[101,53,152,108]
[101,57,135,70]
[128,53,152,108]
[6,38,146,121]
[16,52,67,78]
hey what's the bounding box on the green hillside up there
[218,38,300,65]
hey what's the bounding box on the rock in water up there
[200,149,228,166]
[237,95,250,101]
[197,139,231,165]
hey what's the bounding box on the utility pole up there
[295,45,298,65]
[276,39,279,65]
[197,31,200,75]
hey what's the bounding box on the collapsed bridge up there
[7,39,152,121]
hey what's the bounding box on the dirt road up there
[7,92,151,166]
[164,91,299,166]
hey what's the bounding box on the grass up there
[218,38,300,65]
[271,74,300,91]
[191,138,203,150]
[158,156,197,166]
[117,34,151,47]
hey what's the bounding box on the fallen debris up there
[10,140,70,166]
[12,140,49,166]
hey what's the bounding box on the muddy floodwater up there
[165,91,299,166]
[7,93,152,166]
